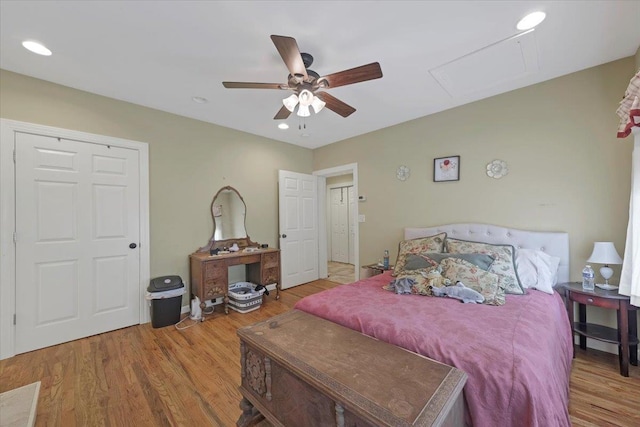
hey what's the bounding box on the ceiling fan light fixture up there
[311,96,326,113]
[298,89,314,107]
[516,11,546,30]
[282,94,299,112]
[297,104,311,117]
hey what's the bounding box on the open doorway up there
[326,176,355,284]
[314,163,359,285]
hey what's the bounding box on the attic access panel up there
[430,30,539,97]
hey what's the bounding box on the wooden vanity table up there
[190,186,281,315]
[190,248,280,314]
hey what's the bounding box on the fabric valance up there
[617,70,640,138]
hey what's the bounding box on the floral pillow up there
[393,233,446,276]
[439,258,507,306]
[445,237,525,295]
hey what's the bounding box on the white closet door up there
[330,188,349,263]
[15,133,140,354]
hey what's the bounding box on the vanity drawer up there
[262,252,279,269]
[204,284,225,299]
[204,261,226,279]
[262,267,280,284]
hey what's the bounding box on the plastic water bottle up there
[383,250,390,270]
[582,265,595,291]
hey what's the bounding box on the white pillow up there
[515,249,560,294]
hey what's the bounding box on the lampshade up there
[298,89,313,107]
[282,94,299,112]
[587,242,623,265]
[297,104,311,117]
[311,96,326,113]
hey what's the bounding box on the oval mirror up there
[198,186,255,252]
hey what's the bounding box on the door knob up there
[281,234,287,238]
[129,243,137,249]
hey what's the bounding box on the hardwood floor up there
[1,280,638,426]
[327,261,355,284]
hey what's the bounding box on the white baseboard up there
[574,337,640,360]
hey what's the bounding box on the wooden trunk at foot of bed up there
[236,310,467,427]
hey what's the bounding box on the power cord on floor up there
[175,314,202,330]
[174,305,216,330]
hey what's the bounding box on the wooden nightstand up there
[560,282,638,377]
[360,263,393,279]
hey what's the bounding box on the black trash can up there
[147,275,185,328]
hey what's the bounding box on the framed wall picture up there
[433,156,460,182]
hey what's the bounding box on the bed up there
[295,223,573,427]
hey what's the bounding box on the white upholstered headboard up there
[404,223,570,284]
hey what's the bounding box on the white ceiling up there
[1,1,639,149]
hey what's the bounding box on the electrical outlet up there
[206,297,223,307]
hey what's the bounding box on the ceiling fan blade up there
[315,92,356,118]
[274,105,292,120]
[222,82,286,89]
[271,35,308,81]
[319,62,383,89]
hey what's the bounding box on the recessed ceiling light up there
[278,123,289,130]
[22,40,52,56]
[192,96,208,104]
[516,11,546,30]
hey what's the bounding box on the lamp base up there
[599,265,614,286]
[595,283,619,291]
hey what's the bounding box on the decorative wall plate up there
[486,160,508,179]
[396,165,410,181]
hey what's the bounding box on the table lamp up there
[587,242,623,286]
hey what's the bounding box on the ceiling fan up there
[222,35,383,120]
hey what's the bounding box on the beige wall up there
[315,57,634,278]
[326,174,353,187]
[0,70,313,304]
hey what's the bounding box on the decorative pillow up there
[515,249,560,295]
[403,254,439,271]
[445,237,525,295]
[439,258,506,306]
[392,233,446,276]
[412,267,452,295]
[404,252,496,272]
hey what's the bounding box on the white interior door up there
[15,132,140,354]
[348,186,356,265]
[278,170,318,289]
[330,187,349,263]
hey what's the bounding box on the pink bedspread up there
[294,271,573,427]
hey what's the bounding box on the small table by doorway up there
[360,263,393,279]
